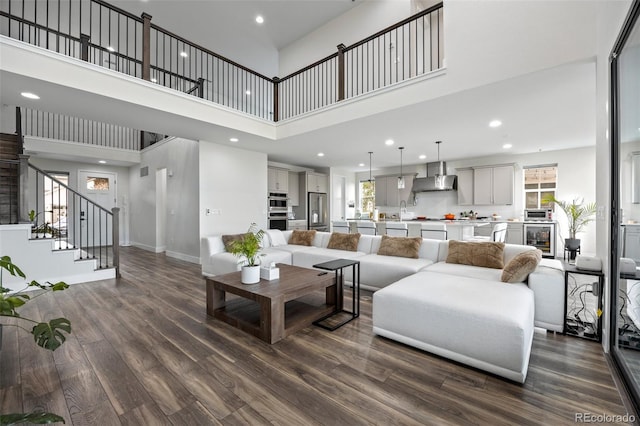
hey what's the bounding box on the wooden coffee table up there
[205,264,338,344]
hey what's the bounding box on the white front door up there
[77,171,117,247]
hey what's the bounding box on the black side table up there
[312,259,360,331]
[564,263,604,342]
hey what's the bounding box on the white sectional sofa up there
[201,229,565,382]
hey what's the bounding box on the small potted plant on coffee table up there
[227,223,265,284]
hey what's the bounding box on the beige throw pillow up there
[327,233,361,251]
[377,235,422,259]
[446,240,505,269]
[222,233,250,252]
[501,249,543,283]
[290,229,317,246]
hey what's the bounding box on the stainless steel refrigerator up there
[307,192,328,232]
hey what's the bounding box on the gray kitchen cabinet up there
[632,153,640,204]
[457,168,474,206]
[288,171,299,206]
[268,167,289,193]
[506,223,524,245]
[473,165,514,205]
[375,175,415,207]
[307,172,328,193]
[624,225,640,263]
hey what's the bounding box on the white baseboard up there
[166,250,200,264]
[130,242,157,252]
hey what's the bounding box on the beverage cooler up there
[524,222,556,258]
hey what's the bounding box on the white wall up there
[279,1,412,76]
[28,157,131,245]
[199,141,268,244]
[129,137,200,262]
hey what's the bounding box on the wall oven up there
[268,192,288,230]
[524,222,556,258]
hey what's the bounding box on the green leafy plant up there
[227,223,266,266]
[0,255,71,425]
[542,195,597,239]
[28,210,58,238]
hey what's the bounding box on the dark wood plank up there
[1,246,630,425]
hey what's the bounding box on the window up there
[360,180,375,215]
[524,165,557,209]
[86,176,110,191]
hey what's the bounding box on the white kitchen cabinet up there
[506,223,524,245]
[472,165,514,205]
[457,168,474,206]
[268,167,289,193]
[307,172,328,193]
[288,171,299,206]
[624,225,640,263]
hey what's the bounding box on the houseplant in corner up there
[542,195,597,259]
[0,255,71,425]
[227,223,265,284]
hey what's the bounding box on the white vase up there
[241,265,260,284]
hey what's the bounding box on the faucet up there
[399,200,407,219]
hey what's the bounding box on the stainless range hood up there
[411,161,457,192]
[411,141,457,192]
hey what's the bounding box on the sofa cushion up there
[265,229,287,247]
[327,232,361,251]
[202,248,292,277]
[446,240,505,269]
[221,233,250,251]
[501,250,542,283]
[290,229,316,246]
[377,235,422,259]
[421,261,506,282]
[356,254,434,290]
[292,248,367,270]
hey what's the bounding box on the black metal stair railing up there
[0,0,443,122]
[27,162,120,275]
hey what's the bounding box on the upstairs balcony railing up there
[0,0,443,123]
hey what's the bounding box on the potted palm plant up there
[227,223,265,284]
[542,195,597,259]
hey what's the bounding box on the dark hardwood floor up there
[0,247,632,425]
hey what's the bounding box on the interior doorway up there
[332,175,346,221]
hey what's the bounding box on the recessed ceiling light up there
[385,139,394,146]
[489,120,502,128]
[230,137,239,142]
[502,143,513,149]
[317,152,325,157]
[99,160,106,164]
[180,51,188,58]
[245,90,251,95]
[256,15,264,24]
[21,92,40,99]
[359,163,365,167]
[150,78,158,83]
[106,46,115,52]
[419,154,427,160]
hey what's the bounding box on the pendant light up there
[367,151,374,182]
[398,146,405,189]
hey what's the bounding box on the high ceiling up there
[109,0,362,76]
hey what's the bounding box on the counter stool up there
[356,221,377,235]
[386,222,408,237]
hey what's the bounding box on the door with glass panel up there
[78,171,116,248]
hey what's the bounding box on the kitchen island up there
[345,219,489,239]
